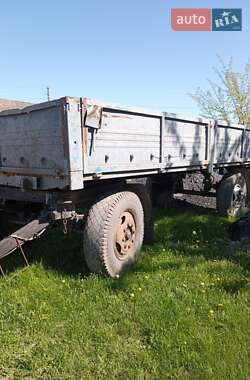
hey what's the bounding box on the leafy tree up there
[190,57,250,125]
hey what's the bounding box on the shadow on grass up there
[107,200,250,294]
[221,278,250,294]
[0,227,89,278]
[151,200,250,293]
[1,199,249,284]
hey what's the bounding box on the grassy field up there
[0,202,249,379]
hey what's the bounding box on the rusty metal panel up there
[83,98,102,129]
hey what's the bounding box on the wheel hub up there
[115,211,136,257]
[230,182,247,216]
[232,184,243,203]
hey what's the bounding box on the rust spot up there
[87,105,100,118]
[110,114,132,119]
[1,172,16,177]
[98,112,132,120]
[85,104,102,129]
[83,126,88,154]
[80,97,88,154]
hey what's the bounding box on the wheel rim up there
[115,211,136,259]
[230,182,246,215]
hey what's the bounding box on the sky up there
[0,0,249,115]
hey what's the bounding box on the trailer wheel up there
[216,173,247,216]
[83,192,144,278]
[241,169,250,206]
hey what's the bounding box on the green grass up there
[0,202,250,379]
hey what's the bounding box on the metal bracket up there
[208,120,217,174]
[85,105,103,129]
[81,98,102,130]
[0,218,50,277]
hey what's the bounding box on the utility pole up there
[46,86,51,101]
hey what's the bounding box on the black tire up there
[216,173,247,216]
[83,191,144,278]
[155,189,174,209]
[241,169,250,206]
[143,217,154,245]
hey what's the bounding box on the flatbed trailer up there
[0,96,250,277]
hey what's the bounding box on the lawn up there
[0,202,249,379]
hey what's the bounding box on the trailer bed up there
[0,96,249,191]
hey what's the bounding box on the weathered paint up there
[0,96,249,192]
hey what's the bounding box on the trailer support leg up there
[0,264,5,277]
[0,218,49,277]
[14,238,30,268]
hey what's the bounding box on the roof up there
[0,98,32,111]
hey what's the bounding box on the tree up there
[190,57,250,125]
